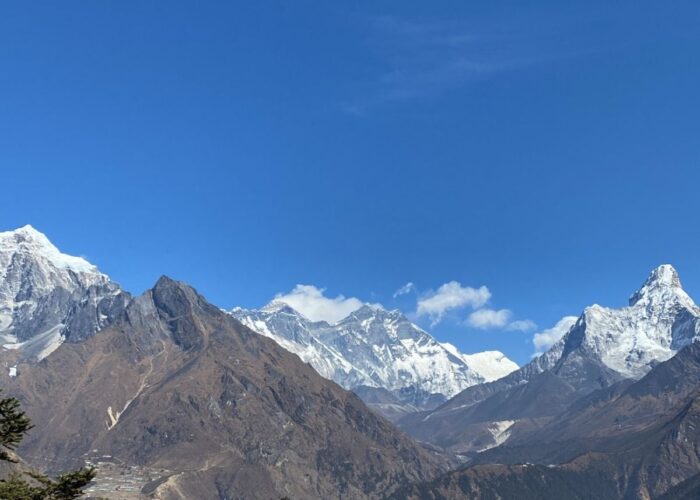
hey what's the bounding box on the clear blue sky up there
[1,1,699,364]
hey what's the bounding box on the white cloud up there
[393,282,416,298]
[507,319,537,332]
[274,285,364,323]
[466,311,537,332]
[532,316,579,354]
[466,308,512,329]
[416,281,491,325]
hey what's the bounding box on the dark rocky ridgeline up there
[390,463,620,500]
[4,276,448,499]
[394,341,700,499]
[657,473,700,500]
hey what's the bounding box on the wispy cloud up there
[507,319,538,332]
[344,16,533,113]
[393,281,416,298]
[532,316,578,355]
[466,309,537,331]
[466,308,512,329]
[342,15,577,113]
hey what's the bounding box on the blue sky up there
[1,1,699,365]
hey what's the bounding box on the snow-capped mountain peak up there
[259,299,307,317]
[231,300,519,411]
[629,264,696,311]
[440,343,520,383]
[0,225,101,276]
[552,264,700,380]
[0,226,129,362]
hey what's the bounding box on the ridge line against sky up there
[1,1,698,364]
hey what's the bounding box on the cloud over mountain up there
[272,284,365,323]
[416,281,491,325]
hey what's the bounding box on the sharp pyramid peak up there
[629,264,688,307]
[644,264,682,288]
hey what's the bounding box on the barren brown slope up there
[2,276,447,499]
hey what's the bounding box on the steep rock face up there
[0,226,129,362]
[5,277,447,499]
[400,265,700,453]
[232,302,517,417]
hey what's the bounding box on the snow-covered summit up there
[548,264,700,380]
[259,299,312,317]
[231,299,519,411]
[0,226,129,362]
[629,264,694,309]
[441,343,519,383]
[0,225,100,275]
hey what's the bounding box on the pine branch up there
[0,393,33,454]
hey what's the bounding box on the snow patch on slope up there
[477,420,516,452]
[2,324,65,361]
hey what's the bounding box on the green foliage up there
[28,468,97,500]
[0,391,96,499]
[0,395,33,462]
[0,473,45,500]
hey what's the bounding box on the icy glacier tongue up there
[558,264,700,379]
[231,302,519,411]
[0,225,129,361]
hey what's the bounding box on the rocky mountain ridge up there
[400,264,700,453]
[3,276,448,499]
[397,339,700,499]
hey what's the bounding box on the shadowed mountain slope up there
[3,277,447,499]
[397,341,700,499]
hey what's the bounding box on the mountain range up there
[232,301,517,419]
[0,227,448,499]
[399,264,700,455]
[394,337,700,499]
[1,225,699,499]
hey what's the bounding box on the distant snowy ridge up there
[0,224,520,404]
[231,301,518,406]
[440,342,519,382]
